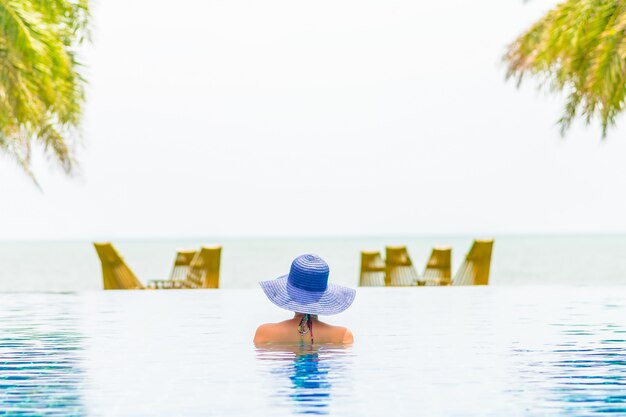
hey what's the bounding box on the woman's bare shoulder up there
[253,323,274,344]
[253,320,293,344]
[254,320,353,344]
[333,326,353,344]
[315,322,354,344]
[341,328,354,344]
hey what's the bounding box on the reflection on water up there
[0,296,85,416]
[288,351,331,413]
[511,316,626,415]
[0,289,624,416]
[256,344,353,415]
[546,338,626,415]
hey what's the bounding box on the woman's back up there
[254,316,353,345]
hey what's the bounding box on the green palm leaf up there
[505,0,626,137]
[0,0,88,185]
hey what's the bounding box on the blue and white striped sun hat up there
[259,254,356,315]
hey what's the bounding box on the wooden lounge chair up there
[181,246,222,289]
[453,239,494,286]
[93,242,145,290]
[423,246,452,286]
[148,249,197,289]
[359,251,386,287]
[385,246,422,286]
[170,249,197,280]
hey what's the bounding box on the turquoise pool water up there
[0,287,625,416]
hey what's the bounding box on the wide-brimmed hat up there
[259,254,356,315]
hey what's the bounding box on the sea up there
[1,235,626,291]
[1,236,626,416]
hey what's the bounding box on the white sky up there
[2,0,626,240]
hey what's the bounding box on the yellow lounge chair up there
[453,239,494,286]
[181,246,222,289]
[423,246,452,286]
[359,251,386,287]
[148,249,197,289]
[93,242,145,290]
[170,249,197,280]
[385,246,422,286]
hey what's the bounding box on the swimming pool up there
[0,287,624,416]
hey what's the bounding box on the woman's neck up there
[294,313,318,320]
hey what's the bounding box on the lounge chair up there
[453,239,494,285]
[148,249,197,289]
[181,246,222,288]
[385,246,422,286]
[359,251,386,287]
[93,242,145,290]
[423,246,452,286]
[170,250,197,280]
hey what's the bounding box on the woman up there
[254,254,356,345]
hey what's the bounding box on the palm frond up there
[0,0,89,183]
[505,0,626,138]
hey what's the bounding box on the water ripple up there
[0,296,85,417]
[0,289,625,416]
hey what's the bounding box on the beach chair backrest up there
[453,239,494,286]
[169,249,197,281]
[184,246,222,289]
[385,246,420,286]
[93,242,145,290]
[424,246,452,286]
[359,251,386,287]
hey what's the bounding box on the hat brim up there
[259,275,356,315]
